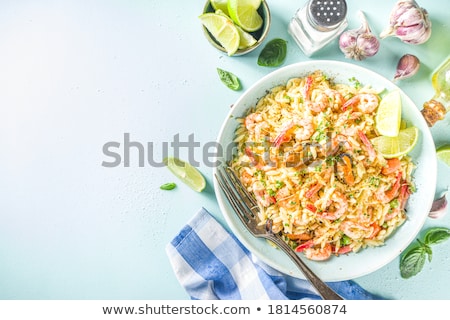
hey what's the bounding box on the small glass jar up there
[288,0,348,56]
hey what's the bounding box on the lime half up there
[228,0,263,32]
[164,157,206,192]
[437,145,450,167]
[199,12,240,56]
[371,127,419,159]
[375,90,402,137]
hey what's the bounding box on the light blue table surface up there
[1,0,449,300]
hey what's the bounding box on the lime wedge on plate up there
[199,12,240,56]
[437,145,450,166]
[375,90,402,137]
[164,157,206,192]
[228,0,263,32]
[371,127,419,159]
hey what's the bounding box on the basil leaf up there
[160,182,176,190]
[257,38,287,67]
[424,227,450,246]
[400,245,426,279]
[217,68,241,91]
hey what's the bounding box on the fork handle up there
[267,235,344,300]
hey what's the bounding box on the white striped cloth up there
[166,207,381,300]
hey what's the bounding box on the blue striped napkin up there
[166,207,381,300]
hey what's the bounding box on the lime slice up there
[371,127,419,159]
[437,145,450,166]
[375,90,402,137]
[228,0,263,32]
[164,157,206,192]
[211,0,229,16]
[215,9,257,49]
[199,12,240,56]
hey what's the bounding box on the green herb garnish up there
[257,38,287,67]
[400,227,450,279]
[348,76,362,89]
[217,68,241,91]
[160,182,177,190]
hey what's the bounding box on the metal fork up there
[215,165,343,300]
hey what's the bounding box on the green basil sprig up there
[400,227,450,279]
[257,38,287,67]
[217,68,241,91]
[160,182,177,190]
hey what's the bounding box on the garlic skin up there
[394,54,420,81]
[380,0,432,45]
[429,192,448,219]
[339,11,380,61]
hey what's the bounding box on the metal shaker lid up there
[308,0,347,30]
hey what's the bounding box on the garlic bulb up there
[394,54,420,81]
[339,11,380,61]
[380,0,431,45]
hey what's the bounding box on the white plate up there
[213,60,437,281]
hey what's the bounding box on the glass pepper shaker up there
[288,0,348,56]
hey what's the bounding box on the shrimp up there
[319,191,348,220]
[376,172,402,203]
[321,89,345,109]
[358,130,377,162]
[308,89,345,113]
[244,113,267,139]
[293,116,314,141]
[381,158,401,175]
[272,121,295,147]
[252,182,275,207]
[240,170,253,185]
[244,113,263,131]
[340,221,371,240]
[302,75,313,100]
[304,243,332,261]
[329,134,352,155]
[304,100,326,113]
[343,93,379,113]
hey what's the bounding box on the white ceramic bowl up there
[213,60,437,281]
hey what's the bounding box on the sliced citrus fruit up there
[437,145,450,167]
[211,0,229,16]
[227,0,263,32]
[215,9,257,49]
[164,157,206,192]
[371,127,419,159]
[199,12,240,56]
[375,90,402,137]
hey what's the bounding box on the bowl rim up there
[212,60,437,281]
[202,0,271,56]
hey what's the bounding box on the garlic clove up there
[394,54,420,81]
[429,191,448,219]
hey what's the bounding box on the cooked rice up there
[231,70,415,261]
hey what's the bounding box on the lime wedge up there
[215,9,257,49]
[211,0,229,16]
[228,0,263,32]
[164,157,206,192]
[371,127,419,159]
[375,90,402,137]
[199,12,240,56]
[437,145,450,166]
